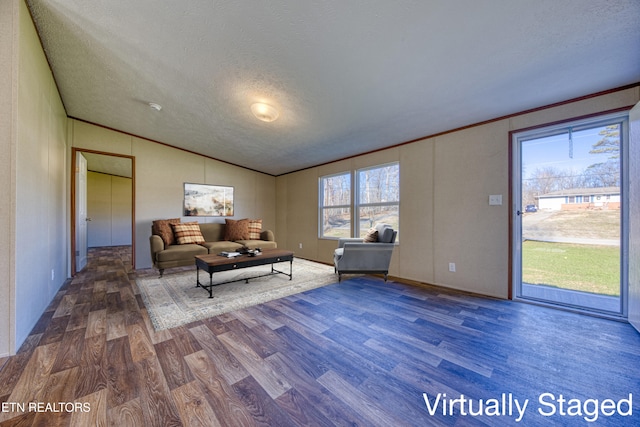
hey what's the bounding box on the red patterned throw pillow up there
[171,222,205,245]
[224,218,249,241]
[152,218,180,246]
[247,219,262,240]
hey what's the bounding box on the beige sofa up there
[149,220,277,276]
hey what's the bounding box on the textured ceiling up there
[27,0,640,176]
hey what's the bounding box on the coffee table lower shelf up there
[195,250,294,298]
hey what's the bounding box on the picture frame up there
[183,183,234,217]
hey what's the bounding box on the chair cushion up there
[363,227,378,243]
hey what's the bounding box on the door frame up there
[75,152,88,272]
[71,148,136,275]
[629,101,640,333]
[508,107,631,317]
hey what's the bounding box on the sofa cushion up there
[248,219,262,240]
[235,239,277,250]
[152,218,180,246]
[172,222,205,245]
[199,222,225,242]
[155,243,207,262]
[201,240,244,254]
[224,218,249,240]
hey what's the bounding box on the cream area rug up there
[137,258,338,331]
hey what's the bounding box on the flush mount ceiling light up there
[148,102,162,111]
[250,102,279,122]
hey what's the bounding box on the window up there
[319,172,351,238]
[319,162,400,240]
[356,163,400,238]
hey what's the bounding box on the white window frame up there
[319,162,401,240]
[318,171,352,239]
[355,162,400,238]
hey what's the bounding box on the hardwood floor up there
[0,246,638,426]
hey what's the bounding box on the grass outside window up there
[522,241,619,296]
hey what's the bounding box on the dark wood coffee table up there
[195,249,294,298]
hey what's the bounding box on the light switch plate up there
[489,194,502,205]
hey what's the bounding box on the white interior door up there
[629,101,640,333]
[75,153,88,271]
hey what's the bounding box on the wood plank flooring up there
[0,246,639,426]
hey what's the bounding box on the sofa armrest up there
[261,230,275,242]
[149,234,165,264]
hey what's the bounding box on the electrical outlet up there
[299,243,303,249]
[448,263,456,272]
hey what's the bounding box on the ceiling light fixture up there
[148,102,162,111]
[250,102,279,122]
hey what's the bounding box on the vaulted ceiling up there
[27,0,640,175]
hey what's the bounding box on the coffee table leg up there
[270,259,293,280]
[196,264,215,298]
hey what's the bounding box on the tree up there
[589,125,620,158]
[526,166,564,195]
[586,124,620,187]
[583,161,620,188]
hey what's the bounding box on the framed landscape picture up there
[183,183,234,217]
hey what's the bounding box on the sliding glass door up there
[512,113,628,315]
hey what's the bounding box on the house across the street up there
[537,187,621,211]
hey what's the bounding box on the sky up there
[521,125,618,180]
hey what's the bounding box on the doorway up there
[71,148,135,275]
[511,112,629,316]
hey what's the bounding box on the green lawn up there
[522,241,620,296]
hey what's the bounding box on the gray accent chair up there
[333,223,397,282]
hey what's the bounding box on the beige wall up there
[70,120,277,270]
[277,87,640,299]
[0,0,69,356]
